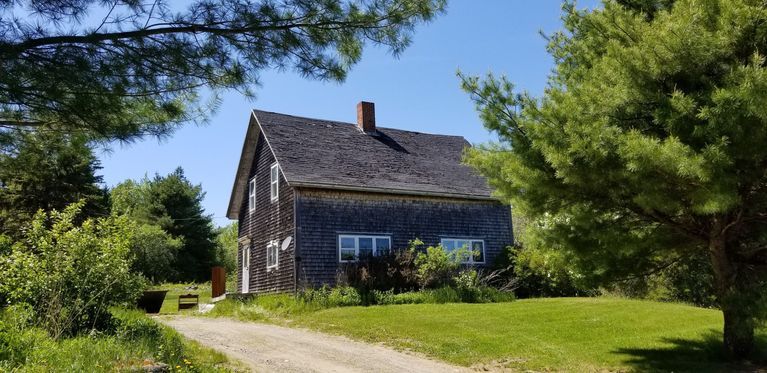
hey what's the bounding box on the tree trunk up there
[709,231,755,360]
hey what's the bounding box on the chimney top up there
[356,101,375,133]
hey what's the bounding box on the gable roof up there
[227,110,495,219]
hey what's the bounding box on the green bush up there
[109,307,162,341]
[0,202,147,337]
[412,240,467,288]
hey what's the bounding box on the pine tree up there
[0,0,444,142]
[462,0,767,359]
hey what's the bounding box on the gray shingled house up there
[227,102,513,293]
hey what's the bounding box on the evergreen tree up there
[112,168,216,282]
[0,132,107,236]
[462,0,767,359]
[0,0,445,142]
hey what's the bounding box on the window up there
[248,178,256,212]
[266,240,279,269]
[441,238,485,264]
[338,235,391,262]
[270,163,279,202]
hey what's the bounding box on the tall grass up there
[0,308,233,372]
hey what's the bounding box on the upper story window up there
[266,240,279,269]
[441,238,485,264]
[248,177,256,212]
[270,163,279,202]
[338,235,391,262]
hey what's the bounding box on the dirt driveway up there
[159,316,468,372]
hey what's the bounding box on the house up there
[226,102,513,293]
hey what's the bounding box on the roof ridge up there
[252,109,468,140]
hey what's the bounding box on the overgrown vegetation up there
[0,307,233,372]
[0,202,145,337]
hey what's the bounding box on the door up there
[241,244,250,293]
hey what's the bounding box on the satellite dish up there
[281,236,292,251]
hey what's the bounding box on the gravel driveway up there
[159,316,468,373]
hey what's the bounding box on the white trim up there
[440,238,486,264]
[266,240,279,270]
[270,163,279,202]
[248,177,256,212]
[338,234,392,263]
[241,242,250,293]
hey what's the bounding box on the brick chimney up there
[356,101,375,133]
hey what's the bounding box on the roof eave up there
[226,111,261,219]
[289,181,498,201]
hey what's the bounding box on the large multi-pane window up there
[338,235,391,262]
[441,238,485,264]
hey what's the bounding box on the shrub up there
[338,248,419,294]
[504,245,595,298]
[412,240,466,288]
[108,308,162,341]
[0,202,146,337]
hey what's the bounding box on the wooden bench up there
[178,294,199,310]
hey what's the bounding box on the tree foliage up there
[215,222,238,276]
[0,0,445,141]
[0,132,107,237]
[111,167,217,282]
[462,0,767,359]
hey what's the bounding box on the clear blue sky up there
[97,1,599,226]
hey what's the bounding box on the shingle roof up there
[227,109,495,219]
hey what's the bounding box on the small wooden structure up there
[211,266,226,298]
[178,294,199,310]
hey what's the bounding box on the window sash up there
[338,235,392,262]
[266,240,279,269]
[270,163,279,202]
[440,238,485,264]
[248,178,256,212]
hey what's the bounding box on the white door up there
[241,244,250,293]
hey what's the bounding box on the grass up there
[155,282,213,315]
[210,296,767,372]
[1,308,240,372]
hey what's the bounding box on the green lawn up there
[154,282,213,314]
[278,297,765,372]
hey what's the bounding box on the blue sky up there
[97,1,599,226]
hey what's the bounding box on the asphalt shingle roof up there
[254,110,493,199]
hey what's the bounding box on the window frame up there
[440,238,486,264]
[266,240,279,270]
[338,234,392,263]
[248,177,256,212]
[270,163,279,202]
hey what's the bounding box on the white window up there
[270,163,279,202]
[338,235,391,262]
[248,177,256,212]
[266,240,279,269]
[441,238,485,264]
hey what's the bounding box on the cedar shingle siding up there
[295,189,513,287]
[237,133,295,293]
[231,109,514,293]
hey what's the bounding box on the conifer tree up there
[462,0,767,359]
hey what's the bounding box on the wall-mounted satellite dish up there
[281,236,292,251]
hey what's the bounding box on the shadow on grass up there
[613,330,767,372]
